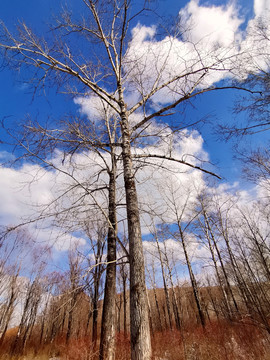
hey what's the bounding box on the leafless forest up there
[0,0,270,359]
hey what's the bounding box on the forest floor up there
[1,321,270,360]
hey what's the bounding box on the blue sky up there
[0,0,260,179]
[0,0,269,273]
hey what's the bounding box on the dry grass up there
[152,321,270,360]
[1,321,270,360]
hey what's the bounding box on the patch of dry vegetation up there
[152,321,270,360]
[1,321,269,360]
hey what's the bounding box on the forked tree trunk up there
[119,94,152,360]
[100,158,117,360]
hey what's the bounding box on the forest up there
[0,0,270,359]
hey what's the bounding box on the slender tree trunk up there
[161,266,173,329]
[92,278,100,347]
[153,286,163,332]
[168,278,181,330]
[200,213,233,320]
[117,295,123,333]
[119,94,151,360]
[122,274,128,337]
[99,158,117,360]
[85,300,93,337]
[147,262,163,332]
[235,238,270,331]
[163,245,182,330]
[162,304,168,329]
[243,215,270,281]
[146,291,154,336]
[206,284,220,320]
[39,300,49,345]
[155,236,173,329]
[203,211,239,315]
[211,230,239,314]
[0,282,16,346]
[66,292,78,344]
[178,225,206,328]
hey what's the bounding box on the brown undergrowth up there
[152,321,270,360]
[0,321,269,360]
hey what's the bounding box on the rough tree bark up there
[100,155,117,360]
[119,92,152,359]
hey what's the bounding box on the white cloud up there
[0,150,15,163]
[2,0,270,277]
[74,93,117,122]
[179,0,243,48]
[0,165,55,224]
[73,0,270,130]
[0,151,109,251]
[143,236,211,280]
[0,123,209,250]
[254,0,270,17]
[122,1,247,108]
[131,127,208,233]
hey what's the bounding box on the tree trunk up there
[122,274,128,337]
[0,280,16,346]
[99,159,117,360]
[66,293,78,344]
[163,243,182,330]
[119,94,151,360]
[92,278,99,347]
[85,300,93,336]
[153,285,163,332]
[155,236,173,330]
[200,212,233,320]
[178,225,206,328]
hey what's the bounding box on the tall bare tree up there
[0,0,253,357]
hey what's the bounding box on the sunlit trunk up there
[119,92,152,360]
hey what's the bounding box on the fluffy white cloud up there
[0,164,55,224]
[123,0,270,111]
[122,1,247,108]
[0,151,109,251]
[2,0,270,269]
[179,0,243,48]
[131,127,209,233]
[73,0,270,129]
[0,123,209,251]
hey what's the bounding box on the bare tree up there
[161,182,206,328]
[0,0,254,357]
[195,191,239,319]
[11,276,43,355]
[145,260,163,332]
[65,251,83,344]
[0,268,20,346]
[80,221,107,349]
